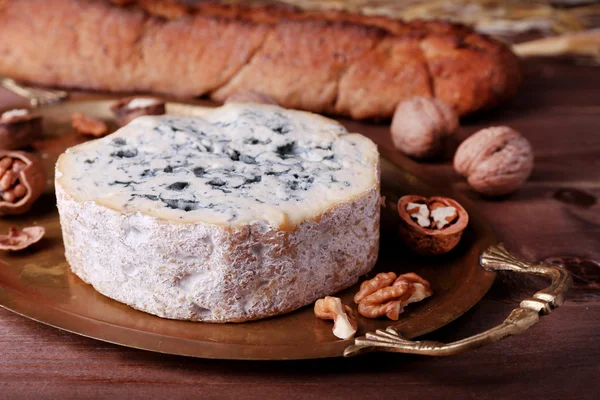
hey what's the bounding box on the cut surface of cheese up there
[57,104,377,229]
[56,104,380,322]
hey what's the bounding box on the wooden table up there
[0,59,598,399]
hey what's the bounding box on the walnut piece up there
[407,201,458,230]
[224,90,279,106]
[72,113,109,137]
[454,126,534,196]
[354,272,432,321]
[391,97,459,159]
[398,195,468,255]
[0,109,29,122]
[406,202,430,227]
[0,226,45,251]
[0,157,27,203]
[314,296,357,340]
[0,151,46,216]
[353,272,397,304]
[0,109,43,150]
[430,205,458,229]
[111,96,166,127]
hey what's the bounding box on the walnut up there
[397,195,468,256]
[110,97,166,127]
[72,113,109,137]
[224,90,279,106]
[354,272,432,320]
[454,126,534,196]
[353,272,397,304]
[314,296,357,340]
[0,226,45,251]
[0,108,43,150]
[0,151,46,216]
[390,97,458,159]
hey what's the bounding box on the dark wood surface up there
[0,59,598,399]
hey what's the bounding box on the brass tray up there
[0,99,571,360]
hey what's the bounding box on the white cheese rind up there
[56,182,379,322]
[56,104,380,322]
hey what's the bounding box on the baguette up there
[0,0,522,119]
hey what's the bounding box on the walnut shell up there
[454,126,534,196]
[110,97,166,127]
[390,97,458,159]
[224,90,279,106]
[398,195,468,256]
[0,226,45,251]
[0,112,42,150]
[0,151,46,216]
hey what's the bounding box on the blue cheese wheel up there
[56,104,380,322]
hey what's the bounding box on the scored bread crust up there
[55,176,380,323]
[0,0,521,119]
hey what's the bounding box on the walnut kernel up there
[314,296,357,340]
[354,272,397,304]
[354,272,432,321]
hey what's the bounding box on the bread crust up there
[56,177,380,323]
[0,0,521,118]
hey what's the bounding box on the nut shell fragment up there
[0,226,45,251]
[398,195,468,256]
[110,97,166,127]
[0,109,42,150]
[0,151,46,216]
[454,126,534,196]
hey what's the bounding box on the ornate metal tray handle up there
[344,243,573,357]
